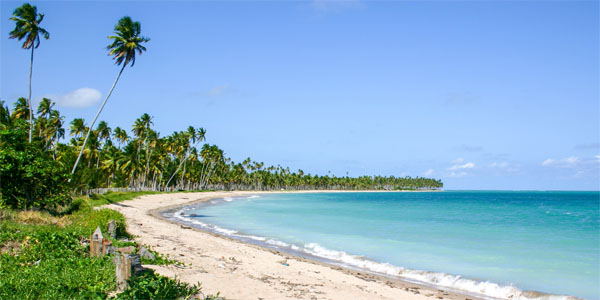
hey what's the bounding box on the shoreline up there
[106,190,482,300]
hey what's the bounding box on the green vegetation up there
[1,96,442,200]
[113,272,201,300]
[0,198,216,299]
[84,191,161,207]
[2,2,442,299]
[0,119,70,210]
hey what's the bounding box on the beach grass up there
[0,195,217,300]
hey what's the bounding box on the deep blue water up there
[173,191,600,299]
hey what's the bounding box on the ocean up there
[166,191,600,299]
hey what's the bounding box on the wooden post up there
[101,239,112,256]
[107,220,117,239]
[113,252,131,292]
[114,253,145,292]
[90,226,103,257]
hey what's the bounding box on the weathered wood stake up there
[90,226,103,257]
[113,252,131,292]
[107,220,117,239]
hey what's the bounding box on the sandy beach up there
[105,191,477,300]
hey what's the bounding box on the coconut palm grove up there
[0,4,442,211]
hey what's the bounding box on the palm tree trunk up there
[28,46,34,143]
[71,63,126,178]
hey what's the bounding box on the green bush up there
[0,223,115,299]
[68,207,128,238]
[113,271,200,300]
[0,127,71,210]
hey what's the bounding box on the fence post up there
[90,226,103,257]
[107,220,117,239]
[114,252,131,292]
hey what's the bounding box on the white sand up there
[105,191,473,300]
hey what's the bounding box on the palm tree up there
[36,97,54,119]
[96,121,112,146]
[113,127,129,148]
[12,97,29,121]
[71,16,149,177]
[69,118,87,139]
[0,100,11,130]
[9,3,49,143]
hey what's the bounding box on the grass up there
[0,210,117,299]
[83,191,162,207]
[0,193,221,300]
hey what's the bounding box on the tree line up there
[0,3,442,210]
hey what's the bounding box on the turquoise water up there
[172,191,600,299]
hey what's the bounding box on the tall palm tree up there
[71,16,149,177]
[9,3,49,143]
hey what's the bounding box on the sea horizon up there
[165,191,600,300]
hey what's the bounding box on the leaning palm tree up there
[9,3,49,143]
[71,16,149,177]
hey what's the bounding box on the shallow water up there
[173,191,599,299]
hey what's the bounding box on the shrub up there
[113,271,201,300]
[0,128,71,210]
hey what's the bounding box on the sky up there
[1,0,598,190]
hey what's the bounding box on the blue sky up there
[1,1,598,190]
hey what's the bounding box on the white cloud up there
[423,169,434,176]
[595,154,600,162]
[490,162,508,168]
[489,161,520,173]
[46,88,102,108]
[564,156,579,164]
[448,162,475,171]
[448,171,468,178]
[541,156,580,168]
[542,158,554,166]
[207,84,230,97]
[451,158,465,164]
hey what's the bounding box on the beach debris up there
[278,259,289,266]
[139,246,155,260]
[218,263,225,269]
[107,220,117,239]
[181,225,191,229]
[190,292,205,299]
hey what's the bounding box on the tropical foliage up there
[0,196,215,300]
[1,97,442,204]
